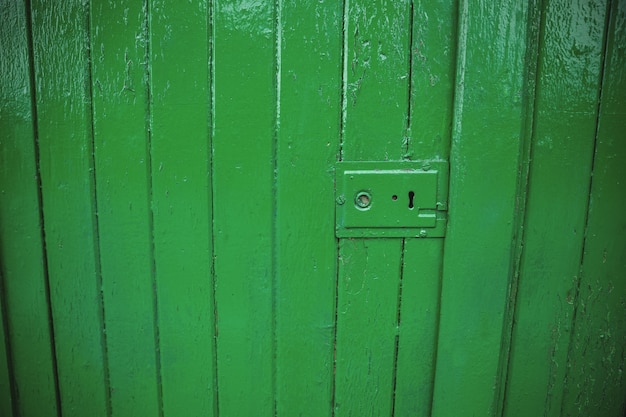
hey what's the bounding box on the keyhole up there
[408,191,415,209]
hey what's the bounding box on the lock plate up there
[336,161,448,238]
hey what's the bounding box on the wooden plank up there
[275,1,342,415]
[341,0,412,162]
[90,1,160,415]
[147,1,217,415]
[29,1,110,415]
[212,1,276,414]
[334,0,411,415]
[393,239,443,416]
[561,1,626,414]
[0,272,13,417]
[335,239,402,416]
[0,1,59,416]
[406,0,457,161]
[431,1,532,415]
[502,1,609,415]
[392,1,456,415]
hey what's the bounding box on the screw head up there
[336,195,346,205]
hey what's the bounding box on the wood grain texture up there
[394,239,444,416]
[407,0,457,162]
[0,277,12,417]
[212,1,276,415]
[0,2,59,415]
[561,1,626,414]
[148,0,217,415]
[335,239,403,417]
[30,1,109,415]
[392,1,456,415]
[334,1,412,416]
[503,1,609,415]
[432,1,533,415]
[90,1,160,414]
[275,0,342,415]
[0,1,624,416]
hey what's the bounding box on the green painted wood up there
[335,239,402,416]
[431,1,533,415]
[562,1,626,414]
[3,1,626,416]
[147,1,217,415]
[275,1,341,415]
[394,239,443,416]
[407,0,457,162]
[89,1,160,415]
[334,1,411,415]
[29,1,110,415]
[494,2,543,413]
[0,2,59,416]
[341,0,411,162]
[212,1,276,415]
[0,272,13,417]
[502,1,609,415]
[393,2,456,414]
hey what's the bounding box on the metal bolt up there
[419,230,428,238]
[336,195,346,205]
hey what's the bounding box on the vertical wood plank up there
[393,1,457,415]
[0,273,13,417]
[394,239,444,417]
[275,0,342,415]
[406,0,457,162]
[334,0,411,415]
[0,1,59,415]
[341,0,411,163]
[336,239,403,416]
[29,1,110,415]
[148,1,217,415]
[212,1,276,415]
[90,1,160,415]
[502,0,610,415]
[562,1,626,414]
[431,1,532,415]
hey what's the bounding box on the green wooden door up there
[1,0,625,416]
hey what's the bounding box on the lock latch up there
[335,161,448,238]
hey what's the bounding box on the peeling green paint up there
[0,0,624,416]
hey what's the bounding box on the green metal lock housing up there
[335,161,448,238]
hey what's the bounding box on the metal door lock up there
[335,161,448,238]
